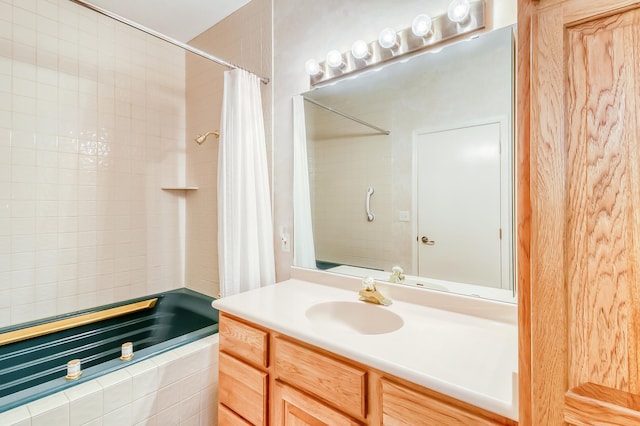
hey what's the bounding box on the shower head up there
[195,130,219,145]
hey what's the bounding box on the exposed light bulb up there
[411,14,433,37]
[326,50,344,68]
[351,40,370,60]
[304,58,322,76]
[447,0,471,23]
[378,27,398,49]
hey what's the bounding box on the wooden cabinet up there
[272,381,363,426]
[219,352,268,425]
[381,378,512,426]
[218,404,253,426]
[217,313,516,425]
[219,313,269,368]
[218,313,269,425]
[274,336,367,419]
[520,0,640,424]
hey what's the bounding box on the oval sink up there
[305,301,404,335]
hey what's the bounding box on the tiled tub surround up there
[0,288,218,411]
[0,334,219,426]
[0,0,187,327]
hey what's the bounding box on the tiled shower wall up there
[0,0,186,326]
[185,0,272,298]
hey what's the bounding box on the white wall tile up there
[180,393,201,423]
[155,403,180,426]
[102,404,132,426]
[97,369,132,414]
[128,359,159,401]
[65,380,103,426]
[157,381,181,410]
[2,0,186,325]
[130,392,158,425]
[27,392,69,426]
[0,405,31,426]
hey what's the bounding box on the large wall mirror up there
[294,24,516,303]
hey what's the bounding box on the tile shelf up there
[161,187,198,190]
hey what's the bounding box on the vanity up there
[212,268,518,425]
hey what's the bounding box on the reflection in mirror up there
[294,25,515,302]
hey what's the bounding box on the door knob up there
[421,236,435,245]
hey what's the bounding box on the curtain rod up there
[303,97,391,135]
[69,0,270,85]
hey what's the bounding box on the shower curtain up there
[292,96,316,268]
[218,69,275,297]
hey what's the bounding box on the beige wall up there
[0,0,186,326]
[185,0,272,297]
[273,0,517,281]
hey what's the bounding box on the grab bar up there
[366,187,375,222]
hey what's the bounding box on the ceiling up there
[85,0,251,43]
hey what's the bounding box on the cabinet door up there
[381,379,507,426]
[272,381,363,426]
[525,0,640,424]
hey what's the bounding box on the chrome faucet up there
[359,277,392,306]
[389,265,405,283]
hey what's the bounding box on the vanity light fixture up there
[411,14,433,37]
[326,50,345,68]
[304,58,323,76]
[378,27,399,49]
[305,0,484,86]
[351,40,370,60]
[447,0,471,23]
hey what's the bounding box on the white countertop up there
[212,273,518,421]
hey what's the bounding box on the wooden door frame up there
[516,0,534,424]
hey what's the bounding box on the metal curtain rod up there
[303,97,391,135]
[69,0,270,85]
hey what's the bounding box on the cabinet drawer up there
[219,403,253,426]
[381,378,506,426]
[219,352,268,426]
[220,313,269,368]
[274,337,367,419]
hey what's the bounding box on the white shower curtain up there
[218,69,275,297]
[292,96,316,268]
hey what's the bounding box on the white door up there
[416,122,502,288]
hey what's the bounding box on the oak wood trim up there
[516,1,534,425]
[564,383,640,425]
[563,0,640,24]
[528,1,570,424]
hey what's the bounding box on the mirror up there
[294,25,515,302]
